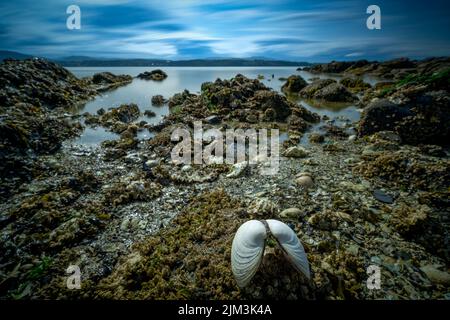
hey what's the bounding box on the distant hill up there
[56,57,310,67]
[0,50,33,61]
[0,50,311,67]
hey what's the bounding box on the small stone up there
[283,146,308,158]
[420,265,450,285]
[151,95,166,106]
[144,159,159,169]
[335,211,352,222]
[144,110,156,118]
[346,244,359,255]
[280,208,304,219]
[339,181,366,192]
[373,189,394,204]
[370,256,382,265]
[295,172,314,189]
[226,161,248,178]
[205,115,221,124]
[249,198,279,216]
[309,133,325,143]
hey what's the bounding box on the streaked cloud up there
[0,0,449,61]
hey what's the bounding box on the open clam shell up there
[231,219,310,288]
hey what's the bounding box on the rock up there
[281,75,308,93]
[262,108,276,121]
[92,72,132,85]
[418,144,446,157]
[346,244,359,255]
[151,95,166,106]
[309,133,325,143]
[101,103,140,124]
[283,146,308,158]
[144,110,156,118]
[311,83,357,102]
[358,99,413,136]
[96,108,106,116]
[205,115,221,124]
[279,207,303,219]
[258,91,292,120]
[226,161,248,178]
[373,189,394,204]
[420,265,450,286]
[144,159,159,169]
[120,124,138,140]
[249,198,279,216]
[304,60,368,74]
[359,91,450,146]
[299,79,336,99]
[137,69,168,81]
[391,205,429,237]
[370,131,402,144]
[339,77,371,92]
[339,181,366,192]
[295,173,314,189]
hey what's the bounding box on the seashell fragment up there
[231,219,310,287]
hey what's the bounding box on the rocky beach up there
[0,57,449,300]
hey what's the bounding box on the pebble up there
[279,207,304,219]
[295,174,314,189]
[282,146,308,158]
[205,115,221,124]
[420,265,450,285]
[226,161,248,178]
[373,189,394,204]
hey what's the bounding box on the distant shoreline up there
[57,59,307,67]
[0,51,309,67]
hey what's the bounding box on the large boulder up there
[0,58,93,109]
[358,99,413,137]
[254,91,292,120]
[300,79,357,102]
[358,93,450,145]
[339,77,371,92]
[281,75,308,93]
[299,79,336,98]
[312,83,357,102]
[92,72,132,85]
[0,59,93,197]
[137,69,168,81]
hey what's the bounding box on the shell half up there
[231,220,267,287]
[266,219,310,279]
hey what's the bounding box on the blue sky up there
[0,0,449,61]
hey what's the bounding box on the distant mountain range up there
[0,50,310,67]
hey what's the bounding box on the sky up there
[0,0,449,61]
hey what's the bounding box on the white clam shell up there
[231,220,267,287]
[266,219,310,279]
[231,219,310,287]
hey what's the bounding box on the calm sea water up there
[67,66,373,146]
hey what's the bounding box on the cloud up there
[0,0,449,60]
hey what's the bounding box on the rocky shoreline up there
[0,57,449,299]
